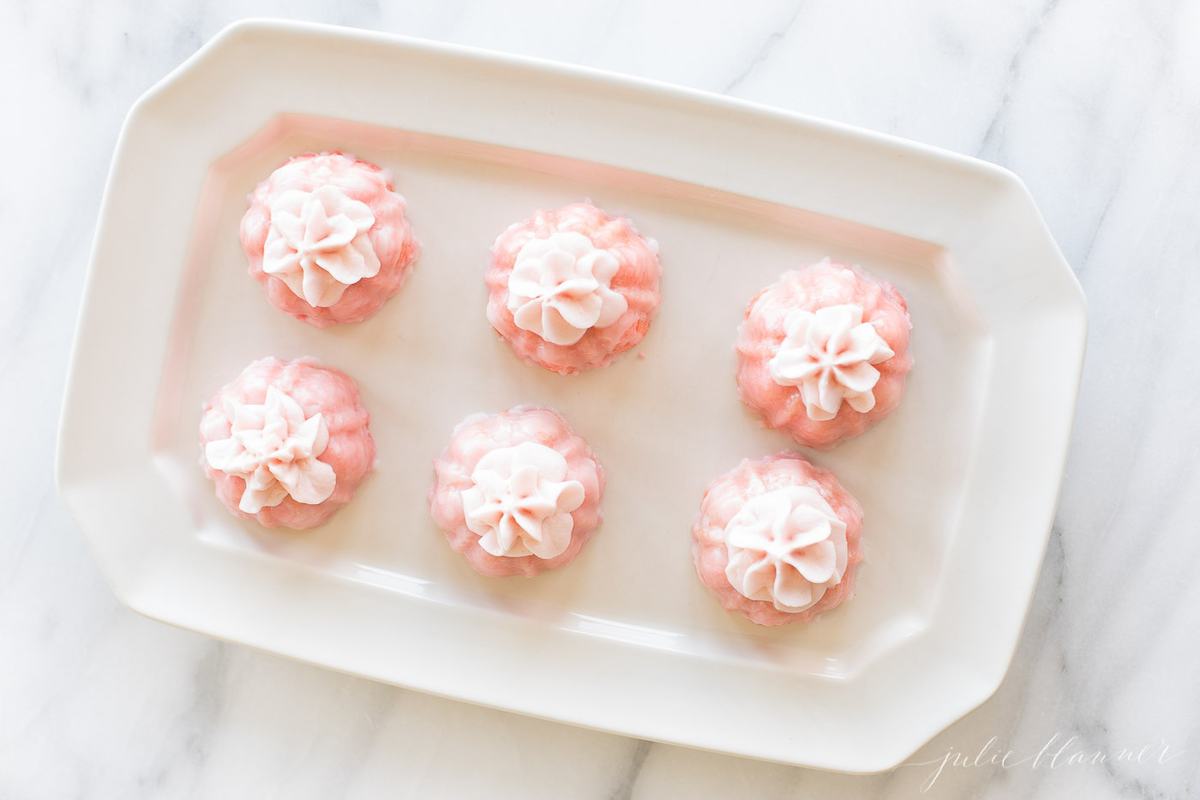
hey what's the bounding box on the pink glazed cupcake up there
[199,357,375,529]
[429,406,605,577]
[736,259,912,449]
[692,453,864,626]
[240,152,420,327]
[486,202,661,374]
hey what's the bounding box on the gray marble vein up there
[722,1,806,94]
[4,1,1199,798]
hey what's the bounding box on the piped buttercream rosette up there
[691,453,864,625]
[261,185,381,308]
[768,303,895,421]
[428,406,605,577]
[506,231,629,346]
[204,386,336,514]
[461,442,586,559]
[723,486,849,613]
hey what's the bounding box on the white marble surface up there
[5,1,1199,797]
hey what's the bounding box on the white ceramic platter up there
[57,20,1086,773]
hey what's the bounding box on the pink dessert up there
[429,406,605,577]
[199,357,375,529]
[692,453,864,626]
[486,201,662,374]
[240,152,420,327]
[736,259,912,449]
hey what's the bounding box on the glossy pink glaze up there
[429,406,605,577]
[736,260,912,449]
[240,152,420,327]
[199,357,375,529]
[692,453,863,626]
[486,202,661,374]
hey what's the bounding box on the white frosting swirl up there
[204,386,336,514]
[460,442,586,559]
[724,486,849,613]
[768,303,895,421]
[262,185,381,307]
[507,231,629,346]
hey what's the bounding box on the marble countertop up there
[6,1,1198,797]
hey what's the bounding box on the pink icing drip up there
[691,453,864,626]
[486,202,661,374]
[199,357,375,529]
[240,152,420,327]
[736,260,912,449]
[429,406,605,577]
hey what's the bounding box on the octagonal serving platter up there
[57,19,1086,772]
